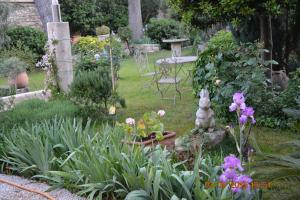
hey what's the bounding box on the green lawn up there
[117,48,197,136]
[0,70,45,91]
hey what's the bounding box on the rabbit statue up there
[195,89,215,132]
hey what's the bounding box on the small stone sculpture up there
[195,89,215,132]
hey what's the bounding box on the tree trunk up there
[259,15,272,61]
[128,0,143,40]
[35,0,53,32]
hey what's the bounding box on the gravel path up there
[0,174,86,200]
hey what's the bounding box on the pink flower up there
[222,155,244,172]
[157,110,165,117]
[125,118,135,125]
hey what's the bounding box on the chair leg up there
[175,83,182,100]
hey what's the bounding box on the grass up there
[117,48,197,136]
[0,70,45,91]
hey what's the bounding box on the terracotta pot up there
[123,131,176,150]
[15,72,29,89]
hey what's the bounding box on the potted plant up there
[119,110,176,149]
[0,57,28,89]
[96,25,110,41]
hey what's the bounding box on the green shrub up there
[0,99,79,130]
[145,18,184,49]
[73,36,107,55]
[70,66,112,113]
[193,38,279,124]
[0,42,38,71]
[118,26,132,44]
[207,30,237,50]
[6,26,46,57]
[0,57,27,78]
[74,55,109,75]
[96,25,110,35]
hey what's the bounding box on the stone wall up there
[5,0,43,30]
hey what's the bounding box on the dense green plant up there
[73,36,107,55]
[0,57,27,78]
[119,110,165,141]
[6,26,46,57]
[118,26,132,52]
[207,30,237,50]
[0,99,79,131]
[1,118,93,176]
[0,42,38,71]
[70,67,112,113]
[74,55,108,75]
[95,25,110,35]
[145,18,184,49]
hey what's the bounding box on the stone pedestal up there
[47,22,73,93]
[171,42,182,57]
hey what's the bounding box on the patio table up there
[156,56,198,81]
[162,38,189,57]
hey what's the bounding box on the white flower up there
[215,79,221,86]
[157,110,165,117]
[126,118,135,125]
[94,54,100,60]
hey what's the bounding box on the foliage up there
[74,55,107,75]
[0,42,38,71]
[118,26,132,51]
[0,99,79,131]
[133,36,156,45]
[207,30,237,50]
[0,57,27,78]
[193,34,272,122]
[1,117,257,199]
[95,25,110,35]
[145,18,184,49]
[70,66,112,114]
[1,118,92,176]
[0,86,15,97]
[6,26,46,57]
[73,36,107,55]
[119,110,165,141]
[60,0,164,34]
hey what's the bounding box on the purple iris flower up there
[232,175,252,193]
[220,169,238,182]
[222,155,244,171]
[240,107,256,124]
[233,92,245,105]
[239,115,248,125]
[229,92,246,112]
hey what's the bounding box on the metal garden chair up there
[133,48,156,89]
[154,58,182,104]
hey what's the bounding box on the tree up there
[128,0,143,40]
[168,0,300,71]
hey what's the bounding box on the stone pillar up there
[47,22,73,93]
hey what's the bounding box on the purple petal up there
[229,103,237,112]
[240,103,246,110]
[233,92,245,105]
[239,115,248,124]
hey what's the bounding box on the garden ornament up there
[195,89,215,132]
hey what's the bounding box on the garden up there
[0,0,300,200]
